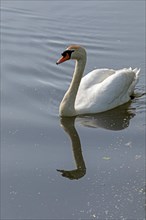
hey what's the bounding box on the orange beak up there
[56,53,70,65]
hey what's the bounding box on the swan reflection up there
[57,103,135,180]
[77,102,135,130]
[57,117,86,180]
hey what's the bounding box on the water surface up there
[1,1,145,219]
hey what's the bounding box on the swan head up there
[56,45,86,65]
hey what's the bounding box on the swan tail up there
[128,68,140,96]
[133,68,140,77]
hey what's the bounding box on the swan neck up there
[59,57,86,116]
[72,58,86,91]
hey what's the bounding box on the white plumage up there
[56,45,140,117]
[75,67,140,114]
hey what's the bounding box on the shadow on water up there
[57,102,135,180]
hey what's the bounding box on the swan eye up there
[61,50,74,58]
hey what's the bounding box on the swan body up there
[56,45,140,117]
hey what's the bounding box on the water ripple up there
[1,2,145,123]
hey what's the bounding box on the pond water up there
[1,1,145,219]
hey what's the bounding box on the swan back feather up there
[75,68,140,114]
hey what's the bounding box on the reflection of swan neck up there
[58,118,86,180]
[68,122,85,171]
[59,58,86,116]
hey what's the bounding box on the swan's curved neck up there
[59,57,86,116]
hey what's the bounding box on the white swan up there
[56,45,140,117]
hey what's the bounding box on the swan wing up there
[79,68,115,90]
[75,68,140,114]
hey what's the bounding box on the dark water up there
[1,1,145,219]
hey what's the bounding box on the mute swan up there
[56,45,140,117]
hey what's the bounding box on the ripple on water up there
[2,2,145,121]
[1,2,145,220]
